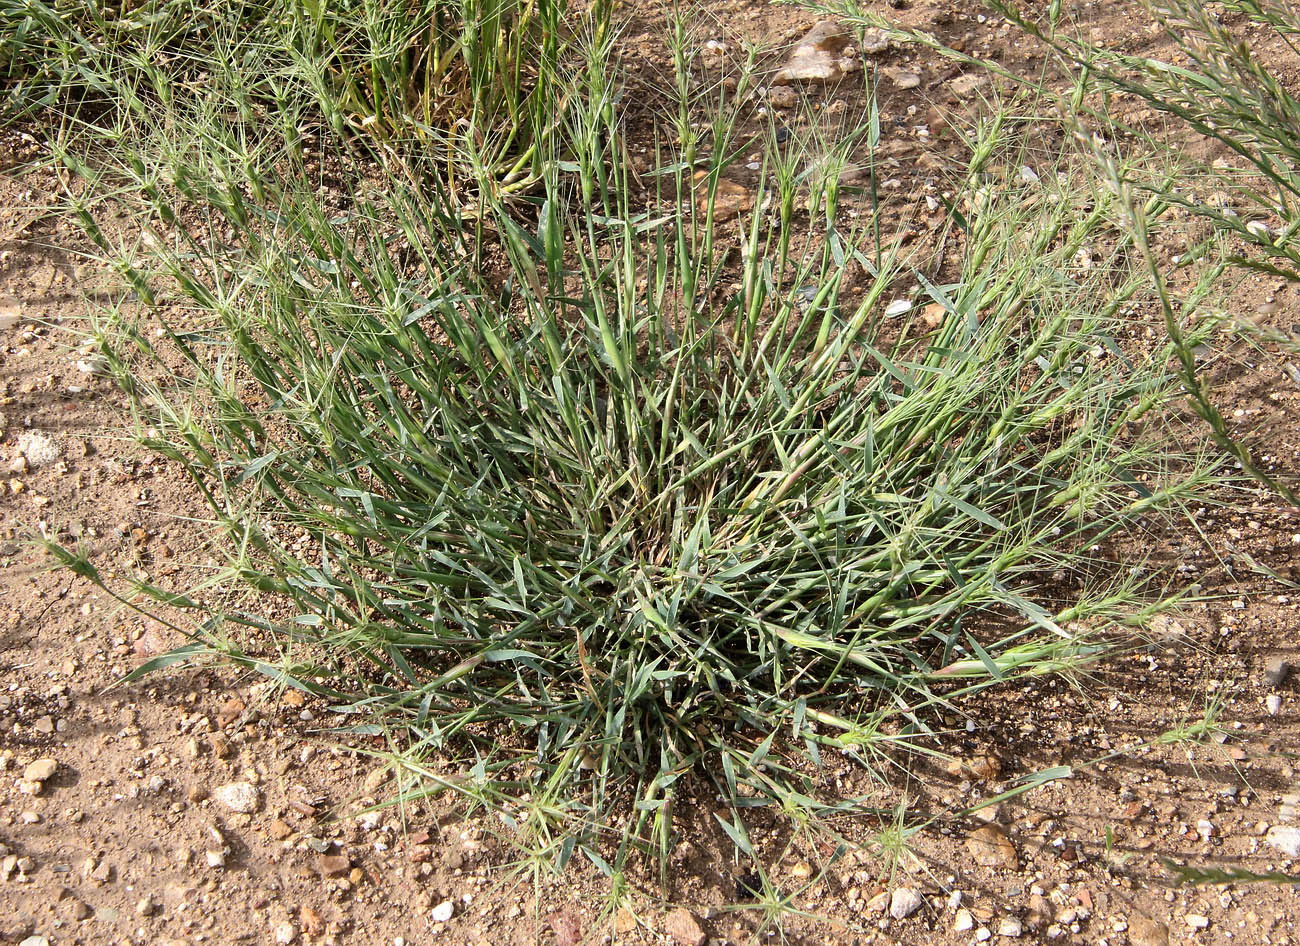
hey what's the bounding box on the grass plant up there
[990,0,1300,281]
[1,0,598,187]
[813,0,1300,503]
[30,2,1227,875]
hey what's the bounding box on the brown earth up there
[3,1,1300,945]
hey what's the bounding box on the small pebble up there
[213,782,261,814]
[23,759,57,783]
[431,901,454,923]
[767,85,798,109]
[1265,825,1300,857]
[889,887,923,920]
[891,70,921,90]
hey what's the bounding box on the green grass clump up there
[1,0,594,186]
[68,98,1217,877]
[41,13,1221,871]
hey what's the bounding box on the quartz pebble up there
[1266,825,1300,857]
[16,431,59,468]
[431,901,455,923]
[24,758,58,782]
[214,781,261,814]
[889,887,923,920]
[772,21,859,85]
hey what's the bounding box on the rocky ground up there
[3,1,1300,944]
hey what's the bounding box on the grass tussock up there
[18,0,1239,876]
[1,0,601,186]
[51,29,1226,870]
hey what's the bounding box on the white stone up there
[1267,694,1282,716]
[16,431,59,468]
[431,901,455,923]
[888,68,921,90]
[998,917,1023,937]
[1185,914,1210,929]
[1266,825,1300,857]
[955,908,974,932]
[889,887,923,920]
[24,758,57,782]
[772,21,858,85]
[214,781,261,814]
[76,355,110,375]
